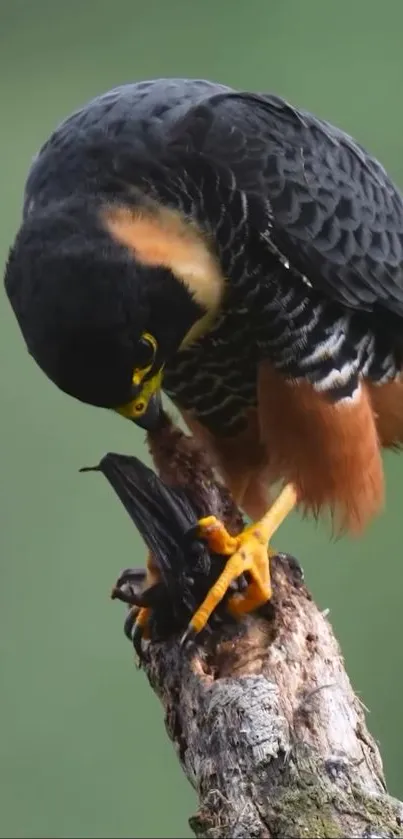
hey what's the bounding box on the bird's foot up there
[181,483,297,644]
[125,606,152,653]
[111,561,160,658]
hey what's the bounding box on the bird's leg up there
[182,483,297,642]
[121,552,160,646]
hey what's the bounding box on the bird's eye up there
[135,332,157,370]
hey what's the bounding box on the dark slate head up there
[4,194,206,428]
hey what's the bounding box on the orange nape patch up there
[104,203,225,343]
[257,362,384,535]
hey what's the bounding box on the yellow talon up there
[184,483,297,638]
[196,515,239,555]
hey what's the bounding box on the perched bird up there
[4,78,403,638]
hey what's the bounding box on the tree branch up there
[144,556,403,838]
[91,419,403,839]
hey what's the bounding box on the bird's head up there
[4,194,224,430]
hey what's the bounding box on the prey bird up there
[84,414,251,649]
[4,78,403,639]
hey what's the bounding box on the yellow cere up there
[116,368,164,419]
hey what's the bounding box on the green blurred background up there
[1,1,402,836]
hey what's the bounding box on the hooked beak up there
[133,389,163,430]
[116,368,164,431]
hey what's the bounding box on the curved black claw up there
[180,623,198,648]
[131,621,146,660]
[123,608,146,662]
[123,608,138,642]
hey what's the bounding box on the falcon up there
[4,78,403,639]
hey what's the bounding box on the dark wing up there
[23,78,232,214]
[169,90,403,317]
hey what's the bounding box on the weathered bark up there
[97,420,403,839]
[138,555,403,838]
